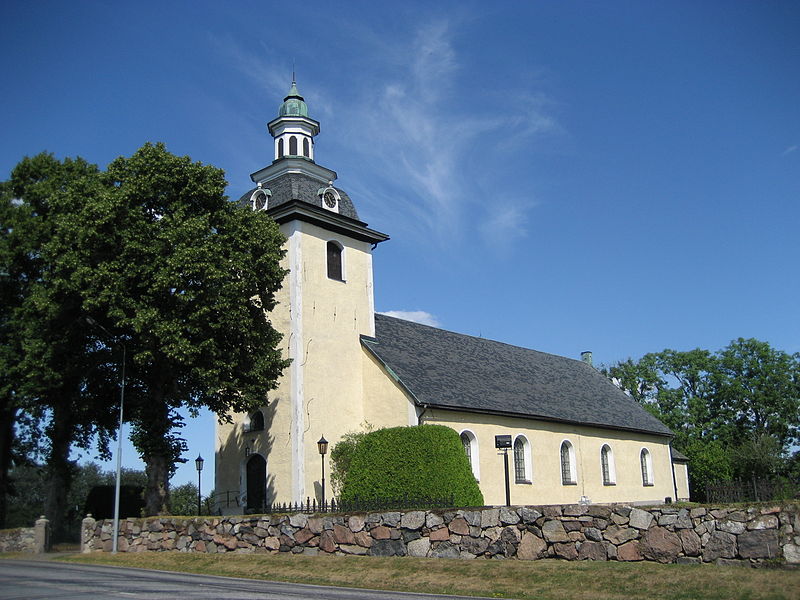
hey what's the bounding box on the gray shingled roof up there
[362,314,673,437]
[238,172,359,220]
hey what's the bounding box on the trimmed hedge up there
[339,425,484,507]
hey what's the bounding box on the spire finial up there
[292,60,296,85]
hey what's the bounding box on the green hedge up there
[339,425,484,507]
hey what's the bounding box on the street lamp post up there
[86,317,125,554]
[195,455,204,516]
[317,436,328,510]
[495,435,512,507]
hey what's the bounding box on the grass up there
[18,552,794,600]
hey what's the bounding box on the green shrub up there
[338,425,483,507]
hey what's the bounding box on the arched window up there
[303,138,310,157]
[248,410,264,432]
[513,436,531,483]
[560,440,576,485]
[460,430,479,481]
[601,444,615,485]
[289,136,298,155]
[641,448,653,486]
[326,241,343,280]
[278,138,284,158]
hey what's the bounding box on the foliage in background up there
[604,338,800,500]
[338,425,483,507]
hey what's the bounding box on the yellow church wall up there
[292,221,378,504]
[361,347,418,429]
[421,409,677,507]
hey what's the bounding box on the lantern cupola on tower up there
[268,78,320,162]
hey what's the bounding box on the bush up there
[339,425,483,507]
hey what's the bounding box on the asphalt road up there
[0,559,500,600]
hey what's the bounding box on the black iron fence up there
[212,492,455,515]
[705,477,799,504]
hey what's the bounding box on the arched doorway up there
[246,454,266,511]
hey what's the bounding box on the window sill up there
[327,277,346,283]
[603,482,616,486]
[643,482,654,487]
[515,480,532,485]
[562,481,577,486]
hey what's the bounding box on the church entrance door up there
[246,454,267,511]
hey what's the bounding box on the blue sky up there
[2,1,798,494]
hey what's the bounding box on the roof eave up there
[270,201,389,245]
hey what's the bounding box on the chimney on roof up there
[581,351,593,367]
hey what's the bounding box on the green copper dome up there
[278,81,309,118]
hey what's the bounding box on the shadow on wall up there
[214,400,278,514]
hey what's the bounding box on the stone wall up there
[81,503,800,566]
[0,517,50,553]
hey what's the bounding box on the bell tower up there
[215,80,389,509]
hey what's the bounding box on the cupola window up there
[278,138,284,158]
[303,138,310,157]
[289,136,298,155]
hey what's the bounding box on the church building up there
[214,82,690,512]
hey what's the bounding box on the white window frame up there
[560,439,577,485]
[600,444,616,485]
[326,239,345,281]
[459,429,480,482]
[513,435,532,483]
[641,447,654,486]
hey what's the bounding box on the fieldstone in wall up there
[407,536,430,557]
[629,508,654,530]
[640,527,682,564]
[617,541,643,561]
[449,518,470,535]
[542,520,569,543]
[678,529,701,556]
[577,541,607,561]
[400,511,425,530]
[371,539,406,557]
[703,531,737,562]
[738,529,779,559]
[603,525,637,545]
[517,531,546,560]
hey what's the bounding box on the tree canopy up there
[604,339,800,499]
[2,143,290,520]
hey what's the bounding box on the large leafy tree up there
[2,155,119,535]
[3,143,289,520]
[83,143,289,514]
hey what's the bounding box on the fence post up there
[34,515,51,554]
[81,514,96,553]
[752,475,759,502]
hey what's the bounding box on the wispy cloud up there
[782,145,797,156]
[335,19,558,248]
[379,310,441,327]
[210,17,558,250]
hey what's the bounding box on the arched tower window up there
[560,440,576,485]
[277,138,284,158]
[513,436,531,483]
[248,410,264,432]
[326,241,343,281]
[303,138,310,157]
[601,444,616,485]
[289,136,298,155]
[460,430,480,481]
[641,448,654,486]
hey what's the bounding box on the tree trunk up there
[144,453,171,515]
[0,405,15,528]
[44,400,74,542]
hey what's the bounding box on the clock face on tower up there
[323,190,337,208]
